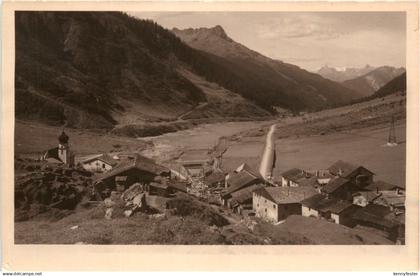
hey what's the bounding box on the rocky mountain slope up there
[173,26,361,110]
[15,12,272,129]
[373,72,406,98]
[316,64,376,82]
[342,66,405,97]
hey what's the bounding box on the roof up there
[281,168,308,182]
[301,194,354,214]
[328,160,373,178]
[81,154,117,166]
[254,186,318,205]
[373,191,405,207]
[364,180,401,191]
[234,163,261,178]
[44,147,61,162]
[225,170,261,195]
[353,191,382,202]
[352,204,399,228]
[299,176,318,187]
[322,177,350,194]
[203,171,225,186]
[230,184,265,204]
[94,154,170,183]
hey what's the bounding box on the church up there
[41,130,75,167]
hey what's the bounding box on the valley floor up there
[14,93,407,245]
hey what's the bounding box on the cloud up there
[256,15,343,41]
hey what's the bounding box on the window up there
[265,208,267,212]
[273,204,276,209]
[257,204,259,207]
[102,164,106,169]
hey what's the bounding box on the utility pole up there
[388,115,397,145]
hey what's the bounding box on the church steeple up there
[58,130,70,165]
[59,130,69,145]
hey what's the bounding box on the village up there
[14,116,406,244]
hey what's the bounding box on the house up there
[352,191,382,207]
[364,180,403,193]
[178,149,213,179]
[328,160,374,188]
[221,169,262,207]
[228,183,265,214]
[373,190,405,211]
[79,153,117,173]
[301,194,359,226]
[94,154,170,199]
[253,186,318,223]
[321,177,353,200]
[351,204,403,242]
[281,168,312,187]
[41,131,75,167]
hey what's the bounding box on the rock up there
[132,193,146,209]
[104,198,115,208]
[110,191,122,202]
[124,210,133,217]
[70,225,79,230]
[104,207,113,219]
[121,183,144,201]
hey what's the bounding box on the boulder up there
[104,207,113,219]
[121,183,144,201]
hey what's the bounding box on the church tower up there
[58,130,70,165]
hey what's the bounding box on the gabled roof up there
[322,177,350,194]
[364,181,401,191]
[301,194,354,214]
[225,170,261,195]
[95,154,169,183]
[328,160,374,178]
[373,191,405,207]
[352,204,399,228]
[281,168,307,182]
[255,186,318,205]
[231,184,265,204]
[81,154,117,166]
[234,163,262,179]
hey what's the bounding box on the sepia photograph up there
[12,10,409,245]
[1,0,419,271]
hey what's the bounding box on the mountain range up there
[15,12,399,130]
[341,66,406,97]
[316,65,377,82]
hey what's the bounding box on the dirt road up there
[258,124,277,181]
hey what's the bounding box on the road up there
[258,124,277,181]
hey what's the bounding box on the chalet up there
[228,183,265,214]
[281,168,312,187]
[301,194,359,226]
[352,191,382,207]
[178,149,212,179]
[94,154,170,199]
[253,186,318,223]
[373,190,405,211]
[221,168,262,208]
[41,131,75,167]
[328,160,374,188]
[79,153,117,173]
[351,204,403,242]
[364,180,403,193]
[321,177,353,200]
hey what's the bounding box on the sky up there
[130,12,406,71]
